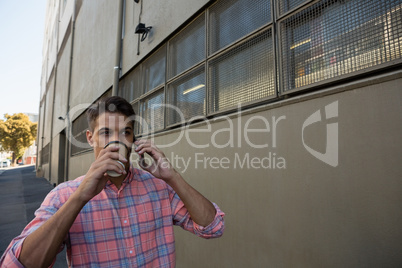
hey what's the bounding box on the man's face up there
[86,112,134,160]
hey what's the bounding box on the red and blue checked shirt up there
[0,167,225,267]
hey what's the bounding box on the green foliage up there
[0,113,38,164]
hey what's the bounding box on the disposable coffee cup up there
[103,141,129,177]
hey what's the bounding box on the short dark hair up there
[86,96,135,131]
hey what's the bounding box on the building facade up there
[38,0,402,267]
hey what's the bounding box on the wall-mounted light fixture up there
[134,0,139,3]
[58,116,65,120]
[135,23,152,42]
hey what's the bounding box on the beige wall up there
[47,22,57,82]
[43,74,54,146]
[145,73,401,267]
[69,0,117,114]
[37,103,45,165]
[52,34,71,137]
[68,151,95,181]
[58,0,74,52]
[50,133,61,185]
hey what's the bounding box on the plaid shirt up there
[1,167,225,267]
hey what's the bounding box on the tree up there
[0,113,37,166]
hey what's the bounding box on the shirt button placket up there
[118,189,133,259]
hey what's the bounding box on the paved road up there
[0,165,67,267]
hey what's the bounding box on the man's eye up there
[123,131,132,135]
[101,131,109,135]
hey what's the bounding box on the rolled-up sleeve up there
[169,188,225,239]
[192,203,225,238]
[0,238,26,268]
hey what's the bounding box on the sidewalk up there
[0,165,67,267]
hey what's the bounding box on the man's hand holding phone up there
[134,139,179,184]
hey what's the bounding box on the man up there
[1,96,225,267]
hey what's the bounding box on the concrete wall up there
[52,34,71,136]
[37,103,45,166]
[68,151,94,181]
[43,74,54,146]
[50,133,61,185]
[69,0,117,114]
[42,1,59,99]
[145,73,401,267]
[58,0,74,52]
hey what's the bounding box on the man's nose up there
[110,132,120,142]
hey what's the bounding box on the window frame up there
[277,0,402,94]
[118,0,402,139]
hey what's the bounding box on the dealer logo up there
[302,101,338,167]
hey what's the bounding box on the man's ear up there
[86,129,94,147]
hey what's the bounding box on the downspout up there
[40,99,46,176]
[112,0,125,96]
[64,0,76,182]
[49,9,61,184]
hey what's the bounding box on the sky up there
[0,0,47,120]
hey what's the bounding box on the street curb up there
[0,165,36,176]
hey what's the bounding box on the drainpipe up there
[48,8,61,184]
[64,0,77,182]
[112,0,125,96]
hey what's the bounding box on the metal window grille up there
[142,45,166,93]
[115,0,401,138]
[280,0,402,91]
[168,14,205,79]
[166,67,205,126]
[277,0,310,15]
[140,90,165,134]
[208,28,275,113]
[209,0,271,55]
[119,66,141,102]
[71,113,91,155]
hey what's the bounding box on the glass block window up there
[168,14,205,79]
[277,0,309,15]
[208,29,275,113]
[280,0,402,91]
[209,0,271,54]
[71,112,92,155]
[119,67,141,102]
[167,67,205,126]
[140,91,165,134]
[143,45,166,93]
